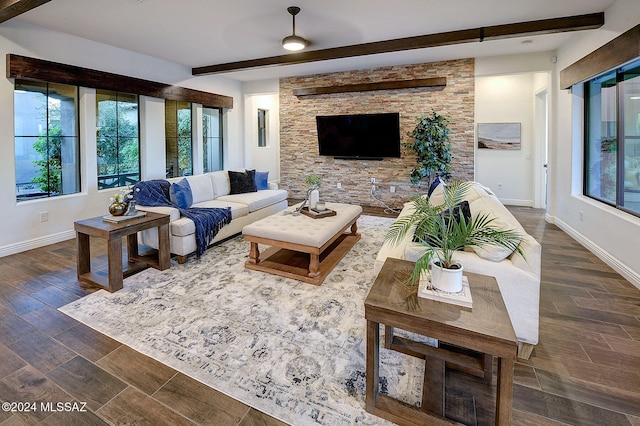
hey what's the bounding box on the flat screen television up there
[316,112,401,160]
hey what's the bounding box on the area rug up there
[60,215,430,425]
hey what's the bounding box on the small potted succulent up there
[304,174,323,209]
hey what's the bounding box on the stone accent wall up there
[279,59,475,207]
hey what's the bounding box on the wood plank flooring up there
[0,206,638,425]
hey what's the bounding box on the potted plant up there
[385,180,524,292]
[407,110,453,185]
[304,174,323,209]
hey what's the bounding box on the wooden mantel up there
[292,77,447,97]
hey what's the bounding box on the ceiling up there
[15,0,617,81]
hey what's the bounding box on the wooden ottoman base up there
[244,213,361,285]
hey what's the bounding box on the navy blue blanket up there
[133,179,232,258]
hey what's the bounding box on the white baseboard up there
[553,217,640,289]
[500,198,533,207]
[0,230,75,258]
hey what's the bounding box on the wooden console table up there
[364,258,517,425]
[74,212,170,292]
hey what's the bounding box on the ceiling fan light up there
[282,6,309,51]
[282,35,308,51]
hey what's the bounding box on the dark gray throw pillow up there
[413,200,471,246]
[229,170,257,194]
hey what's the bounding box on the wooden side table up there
[74,212,171,292]
[364,258,517,426]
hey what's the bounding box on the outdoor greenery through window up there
[585,57,640,217]
[258,109,267,147]
[96,90,140,189]
[203,107,223,172]
[165,100,192,178]
[14,80,80,201]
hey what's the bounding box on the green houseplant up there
[407,110,453,185]
[385,180,524,292]
[304,174,323,189]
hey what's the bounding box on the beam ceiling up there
[0,0,50,24]
[193,13,604,76]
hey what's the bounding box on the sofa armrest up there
[268,182,279,190]
[510,233,541,278]
[136,205,181,222]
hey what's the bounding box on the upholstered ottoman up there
[242,202,363,285]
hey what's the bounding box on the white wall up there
[553,0,640,286]
[475,73,536,205]
[0,20,243,256]
[475,53,555,208]
[243,79,281,183]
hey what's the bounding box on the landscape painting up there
[477,122,521,150]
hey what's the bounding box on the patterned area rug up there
[60,215,430,425]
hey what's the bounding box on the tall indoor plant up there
[407,110,453,185]
[385,180,524,292]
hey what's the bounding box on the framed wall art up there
[477,122,521,150]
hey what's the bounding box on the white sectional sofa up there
[374,182,541,359]
[136,171,288,262]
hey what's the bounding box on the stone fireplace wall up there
[279,59,475,207]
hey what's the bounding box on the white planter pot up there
[430,259,464,293]
[309,188,319,210]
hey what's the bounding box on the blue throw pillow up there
[170,178,193,209]
[255,171,269,190]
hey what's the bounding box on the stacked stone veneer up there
[279,59,475,207]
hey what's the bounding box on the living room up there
[1,0,639,425]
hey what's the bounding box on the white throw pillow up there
[468,197,522,262]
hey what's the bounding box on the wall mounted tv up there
[316,112,401,160]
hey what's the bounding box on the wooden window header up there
[6,54,233,109]
[560,24,640,89]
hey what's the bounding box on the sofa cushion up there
[210,171,230,198]
[217,189,288,213]
[185,174,214,204]
[255,171,269,190]
[171,201,249,237]
[468,197,523,261]
[193,200,249,220]
[229,170,257,194]
[169,178,193,209]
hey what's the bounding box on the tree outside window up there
[14,81,80,201]
[96,90,140,189]
[166,100,192,177]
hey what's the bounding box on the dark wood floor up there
[0,206,638,425]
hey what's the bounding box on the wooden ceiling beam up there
[0,0,51,24]
[193,13,604,76]
[7,54,234,108]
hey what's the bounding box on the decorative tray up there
[300,207,337,219]
[102,211,147,223]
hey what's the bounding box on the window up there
[14,81,80,201]
[165,100,192,178]
[258,109,267,147]
[585,57,640,216]
[203,107,223,172]
[96,90,140,189]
